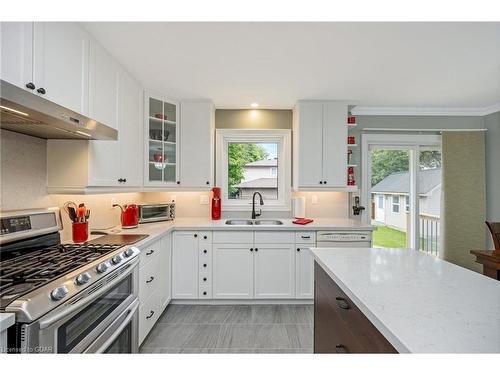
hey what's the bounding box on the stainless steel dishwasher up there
[316,231,372,248]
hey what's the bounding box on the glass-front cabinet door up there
[145,93,179,185]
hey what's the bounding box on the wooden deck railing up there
[419,214,440,256]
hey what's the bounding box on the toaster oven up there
[138,203,175,223]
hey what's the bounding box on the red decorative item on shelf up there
[72,221,88,243]
[348,116,356,124]
[211,187,222,220]
[348,136,356,144]
[347,167,356,186]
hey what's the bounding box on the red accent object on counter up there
[211,187,222,220]
[348,136,356,144]
[72,221,88,243]
[113,204,139,229]
[293,218,314,225]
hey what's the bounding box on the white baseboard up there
[170,299,313,305]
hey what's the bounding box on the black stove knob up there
[123,248,134,258]
[112,254,122,264]
[96,262,109,273]
[50,285,69,301]
[75,272,91,285]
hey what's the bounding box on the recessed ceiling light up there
[250,103,259,108]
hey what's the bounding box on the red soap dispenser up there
[211,187,221,220]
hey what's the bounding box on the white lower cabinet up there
[213,244,254,299]
[295,246,314,299]
[138,234,171,345]
[172,231,204,299]
[254,244,295,299]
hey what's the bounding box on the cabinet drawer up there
[139,242,161,268]
[295,231,316,244]
[314,262,397,353]
[139,259,159,304]
[139,289,160,345]
[213,231,253,244]
[199,285,212,299]
[254,231,294,244]
[198,231,212,243]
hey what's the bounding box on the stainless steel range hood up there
[0,80,117,140]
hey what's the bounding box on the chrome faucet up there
[251,192,264,219]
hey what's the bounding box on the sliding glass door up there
[362,135,441,254]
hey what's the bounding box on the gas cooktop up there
[0,243,124,309]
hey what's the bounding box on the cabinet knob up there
[37,87,46,95]
[324,181,327,184]
[250,248,253,252]
[194,234,198,238]
[203,235,207,240]
[203,277,207,282]
[203,291,207,296]
[319,181,323,185]
[25,82,35,90]
[203,263,207,267]
[176,181,180,185]
[206,181,210,185]
[203,250,207,254]
[297,248,300,252]
[255,248,258,252]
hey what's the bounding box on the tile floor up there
[140,304,314,353]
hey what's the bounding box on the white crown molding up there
[351,104,500,117]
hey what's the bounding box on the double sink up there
[225,219,283,226]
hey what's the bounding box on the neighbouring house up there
[371,168,441,231]
[235,159,278,199]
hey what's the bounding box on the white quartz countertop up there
[62,217,372,246]
[310,247,500,353]
[0,313,15,332]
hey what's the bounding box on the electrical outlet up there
[311,195,318,205]
[200,195,209,205]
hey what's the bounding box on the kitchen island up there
[310,247,500,353]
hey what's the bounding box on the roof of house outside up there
[244,159,277,167]
[371,168,441,195]
[236,177,278,188]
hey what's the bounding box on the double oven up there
[16,259,139,354]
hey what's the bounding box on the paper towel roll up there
[293,197,306,219]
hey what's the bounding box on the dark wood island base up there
[314,262,398,353]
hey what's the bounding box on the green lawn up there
[373,225,407,248]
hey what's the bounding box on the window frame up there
[378,195,384,209]
[405,195,410,213]
[392,195,400,213]
[216,129,292,211]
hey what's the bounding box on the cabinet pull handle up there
[335,297,350,310]
[335,344,347,353]
[25,82,35,90]
[146,276,155,283]
[37,87,46,94]
[301,235,310,239]
[146,310,155,319]
[146,250,154,256]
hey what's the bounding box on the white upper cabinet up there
[33,22,89,115]
[293,100,351,190]
[88,40,119,130]
[1,22,33,89]
[179,101,215,188]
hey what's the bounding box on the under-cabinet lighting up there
[0,105,29,117]
[75,130,92,137]
[250,103,259,108]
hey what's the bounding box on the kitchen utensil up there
[63,201,78,222]
[113,204,139,229]
[77,203,86,222]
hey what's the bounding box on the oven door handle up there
[38,259,138,329]
[91,299,139,354]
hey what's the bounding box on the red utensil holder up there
[72,221,88,243]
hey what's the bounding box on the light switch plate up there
[200,195,209,205]
[311,195,318,204]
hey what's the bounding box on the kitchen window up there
[378,195,384,208]
[216,129,291,211]
[405,195,410,213]
[392,195,400,213]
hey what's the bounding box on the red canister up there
[72,221,89,243]
[211,187,221,220]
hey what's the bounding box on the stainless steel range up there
[0,208,140,353]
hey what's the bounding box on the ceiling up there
[82,22,500,110]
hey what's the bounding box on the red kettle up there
[113,204,139,229]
